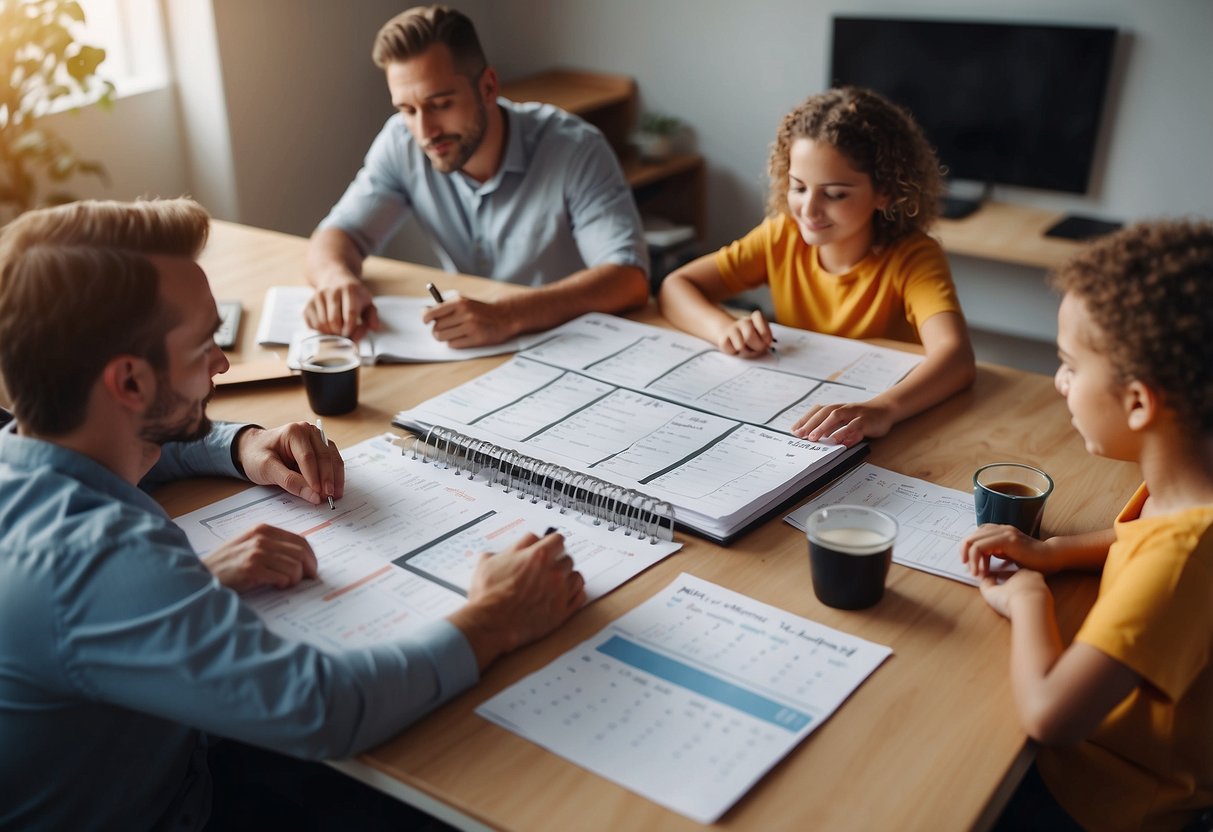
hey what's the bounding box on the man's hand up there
[716,309,774,358]
[235,423,344,506]
[791,400,895,448]
[202,523,318,593]
[448,531,586,670]
[304,274,381,341]
[422,296,517,348]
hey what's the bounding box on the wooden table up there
[158,221,1140,832]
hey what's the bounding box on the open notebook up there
[175,435,681,652]
[395,313,922,543]
[256,285,547,364]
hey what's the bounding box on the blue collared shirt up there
[0,423,477,830]
[319,98,649,285]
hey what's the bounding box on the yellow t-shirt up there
[1039,484,1213,832]
[713,215,962,344]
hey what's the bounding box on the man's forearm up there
[306,227,365,289]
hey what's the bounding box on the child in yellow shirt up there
[658,86,975,447]
[962,221,1213,831]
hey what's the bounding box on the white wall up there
[35,85,188,208]
[36,1,1213,372]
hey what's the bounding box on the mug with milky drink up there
[805,505,898,610]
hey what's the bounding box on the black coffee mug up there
[805,505,898,610]
[973,463,1054,538]
[300,335,360,416]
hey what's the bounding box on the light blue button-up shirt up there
[319,98,649,286]
[0,423,478,830]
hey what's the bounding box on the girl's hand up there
[979,569,1050,619]
[962,524,1056,578]
[791,401,894,447]
[717,309,774,358]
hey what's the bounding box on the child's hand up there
[717,309,774,358]
[979,569,1050,619]
[791,402,894,447]
[962,524,1056,578]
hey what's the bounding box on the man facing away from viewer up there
[304,4,650,347]
[0,198,585,829]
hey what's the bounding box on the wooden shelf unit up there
[501,68,706,240]
[934,201,1086,271]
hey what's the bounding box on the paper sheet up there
[176,436,681,651]
[784,463,1013,586]
[257,285,545,362]
[477,573,891,823]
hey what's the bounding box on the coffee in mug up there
[299,335,360,416]
[805,505,898,610]
[973,463,1054,537]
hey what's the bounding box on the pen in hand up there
[426,282,445,304]
[316,418,336,511]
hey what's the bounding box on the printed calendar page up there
[477,573,892,823]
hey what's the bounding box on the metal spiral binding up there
[406,426,676,543]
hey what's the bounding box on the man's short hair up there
[371,5,487,78]
[1050,219,1213,433]
[0,198,210,436]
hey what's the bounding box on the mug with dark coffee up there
[299,334,360,416]
[804,505,898,610]
[973,462,1054,537]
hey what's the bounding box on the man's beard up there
[426,96,488,173]
[140,374,213,446]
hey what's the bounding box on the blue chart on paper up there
[596,634,812,731]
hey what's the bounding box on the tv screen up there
[830,18,1117,194]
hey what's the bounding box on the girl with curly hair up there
[659,86,974,447]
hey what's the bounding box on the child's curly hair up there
[1050,220,1213,432]
[768,87,943,249]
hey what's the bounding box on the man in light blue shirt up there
[0,198,585,829]
[304,5,650,347]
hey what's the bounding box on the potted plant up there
[633,111,682,163]
[0,0,113,218]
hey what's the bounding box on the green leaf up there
[63,2,85,24]
[66,44,105,82]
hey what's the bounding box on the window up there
[77,0,168,98]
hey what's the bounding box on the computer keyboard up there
[216,301,242,350]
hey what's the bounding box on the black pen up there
[426,282,445,304]
[543,526,558,536]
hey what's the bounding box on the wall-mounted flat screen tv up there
[830,17,1117,195]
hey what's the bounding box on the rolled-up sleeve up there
[317,116,414,257]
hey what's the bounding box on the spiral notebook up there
[392,313,920,543]
[175,435,681,652]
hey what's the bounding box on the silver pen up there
[316,418,336,510]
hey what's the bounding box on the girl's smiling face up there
[786,138,889,273]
